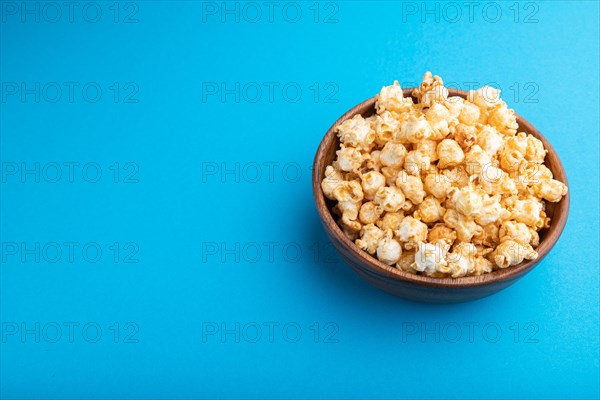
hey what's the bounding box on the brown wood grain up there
[312,89,570,303]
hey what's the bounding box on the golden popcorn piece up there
[491,240,538,269]
[363,150,382,172]
[396,250,416,274]
[321,165,345,200]
[341,213,362,232]
[479,165,518,196]
[333,180,363,204]
[454,123,478,149]
[412,72,447,106]
[375,80,413,115]
[427,223,457,246]
[470,86,502,109]
[337,114,376,151]
[376,231,403,265]
[415,196,445,223]
[464,145,492,175]
[476,194,508,226]
[412,241,450,276]
[437,139,465,169]
[501,133,529,165]
[322,72,567,275]
[376,211,404,232]
[333,180,364,232]
[398,115,433,143]
[529,228,540,247]
[422,85,449,108]
[336,146,364,172]
[381,166,402,186]
[395,217,428,250]
[424,172,452,200]
[443,208,478,243]
[400,199,415,214]
[373,186,405,213]
[499,221,535,246]
[525,134,547,163]
[372,111,400,146]
[443,166,472,189]
[472,222,499,247]
[359,201,383,224]
[532,178,568,202]
[425,103,451,140]
[447,186,484,219]
[360,170,386,200]
[379,142,407,168]
[472,256,494,276]
[395,170,426,205]
[505,196,546,229]
[488,104,519,136]
[355,223,384,255]
[476,125,504,156]
[404,149,431,176]
[444,96,465,121]
[521,162,553,183]
[512,133,533,154]
[444,243,479,278]
[415,139,440,162]
[458,102,481,126]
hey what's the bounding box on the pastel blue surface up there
[1,1,598,399]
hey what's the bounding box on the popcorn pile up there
[321,72,568,278]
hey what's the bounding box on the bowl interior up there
[313,88,570,288]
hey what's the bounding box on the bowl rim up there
[312,88,570,288]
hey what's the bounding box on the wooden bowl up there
[312,89,569,303]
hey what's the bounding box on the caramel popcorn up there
[356,223,384,255]
[336,146,364,172]
[437,139,465,169]
[361,171,386,200]
[395,217,428,250]
[396,250,416,273]
[359,201,383,224]
[379,142,407,168]
[373,186,405,212]
[396,171,426,204]
[415,196,445,223]
[376,211,405,232]
[322,72,568,277]
[376,232,403,265]
[412,241,450,275]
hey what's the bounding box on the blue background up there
[1,1,599,399]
